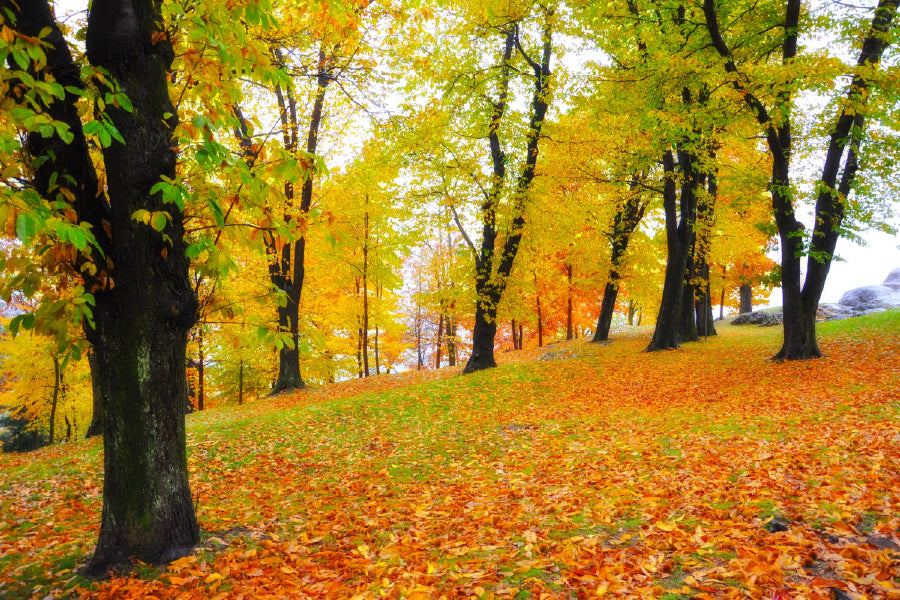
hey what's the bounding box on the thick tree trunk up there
[461,21,553,374]
[81,0,199,571]
[518,322,523,349]
[739,284,752,314]
[627,300,636,326]
[646,148,696,351]
[704,0,898,360]
[593,282,619,343]
[463,298,499,373]
[272,291,304,391]
[86,351,103,437]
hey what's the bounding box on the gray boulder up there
[732,311,783,326]
[838,284,900,311]
[883,267,900,291]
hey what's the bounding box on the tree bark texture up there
[739,284,753,314]
[84,0,199,570]
[86,351,103,438]
[8,0,200,571]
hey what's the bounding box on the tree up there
[2,0,199,570]
[703,0,900,359]
[401,3,557,373]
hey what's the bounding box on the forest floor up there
[1,310,899,600]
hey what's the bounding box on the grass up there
[1,310,899,599]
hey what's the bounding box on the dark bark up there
[266,47,334,392]
[86,352,103,437]
[80,0,199,571]
[695,263,717,337]
[646,148,697,351]
[704,0,899,359]
[518,322,523,349]
[361,211,370,377]
[534,272,544,348]
[446,318,457,366]
[49,355,60,445]
[627,301,636,326]
[565,264,574,341]
[7,0,199,570]
[196,329,205,411]
[462,18,553,374]
[739,284,753,314]
[719,266,727,320]
[238,359,244,405]
[467,298,499,371]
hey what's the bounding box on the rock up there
[883,267,900,290]
[732,311,783,326]
[838,284,900,310]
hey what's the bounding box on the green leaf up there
[151,211,169,231]
[209,198,225,229]
[15,213,36,243]
[185,242,204,260]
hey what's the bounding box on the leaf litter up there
[1,313,898,599]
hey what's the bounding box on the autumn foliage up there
[1,311,898,599]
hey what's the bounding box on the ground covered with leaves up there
[1,311,899,599]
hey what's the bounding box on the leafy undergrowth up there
[2,311,899,599]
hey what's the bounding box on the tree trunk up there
[678,242,699,344]
[627,300,636,326]
[446,318,457,366]
[739,284,752,314]
[565,264,574,341]
[238,359,244,405]
[511,318,518,350]
[592,178,646,343]
[696,263,717,337]
[719,266,727,320]
[196,329,205,411]
[464,298,499,373]
[594,283,618,342]
[86,351,103,438]
[461,22,554,374]
[78,0,199,570]
[374,325,381,375]
[49,355,60,445]
[646,147,698,352]
[518,322,523,349]
[435,314,444,367]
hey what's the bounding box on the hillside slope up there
[1,312,899,599]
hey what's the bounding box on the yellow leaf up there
[204,573,223,584]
